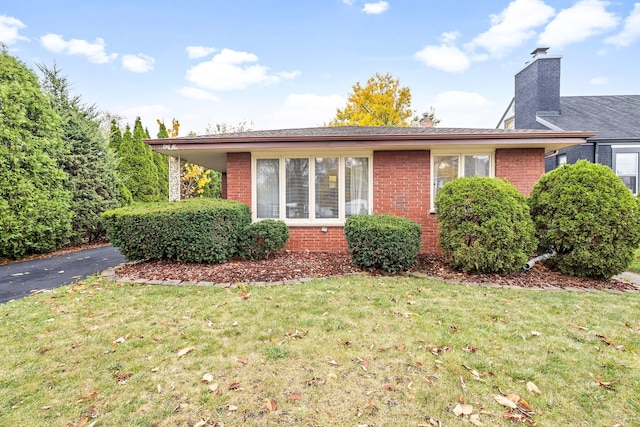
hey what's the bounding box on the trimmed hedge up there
[436,177,537,274]
[529,160,640,280]
[238,219,289,260]
[101,198,250,263]
[344,215,421,273]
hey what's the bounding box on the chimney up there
[514,47,561,129]
[419,112,433,128]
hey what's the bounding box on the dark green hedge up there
[238,219,289,260]
[435,177,537,274]
[101,198,250,263]
[344,215,421,273]
[529,160,640,279]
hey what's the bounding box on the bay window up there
[253,155,371,223]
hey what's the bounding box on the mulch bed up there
[114,251,638,292]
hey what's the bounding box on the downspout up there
[594,140,599,164]
[524,250,556,270]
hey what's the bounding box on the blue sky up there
[2,0,639,135]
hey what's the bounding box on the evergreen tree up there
[154,125,169,199]
[118,117,159,202]
[39,63,121,243]
[107,120,132,205]
[0,50,73,258]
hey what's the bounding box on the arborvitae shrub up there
[102,198,250,263]
[529,160,640,279]
[238,220,289,260]
[344,215,421,273]
[435,177,536,274]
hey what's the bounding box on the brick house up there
[145,126,592,253]
[497,48,640,194]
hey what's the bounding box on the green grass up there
[0,276,639,426]
[628,248,640,273]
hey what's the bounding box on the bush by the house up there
[529,160,640,280]
[102,198,250,263]
[344,215,421,273]
[436,177,537,274]
[238,219,289,260]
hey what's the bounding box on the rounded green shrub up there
[344,215,421,273]
[238,219,289,260]
[529,160,640,280]
[435,177,537,274]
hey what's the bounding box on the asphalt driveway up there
[0,246,127,304]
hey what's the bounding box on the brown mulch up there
[114,251,638,292]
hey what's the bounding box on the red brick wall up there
[495,148,545,196]
[220,173,227,199]
[373,150,439,252]
[226,152,251,205]
[225,148,545,253]
[285,227,348,252]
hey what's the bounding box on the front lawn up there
[628,247,640,273]
[0,276,638,426]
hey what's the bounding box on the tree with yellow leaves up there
[329,73,420,127]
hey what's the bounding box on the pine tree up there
[0,50,73,258]
[39,63,121,243]
[118,117,159,202]
[107,120,132,205]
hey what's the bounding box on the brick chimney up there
[514,47,561,129]
[419,112,433,128]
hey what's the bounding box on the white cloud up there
[0,15,27,45]
[605,2,640,47]
[342,0,356,5]
[589,76,609,85]
[431,91,495,128]
[40,33,117,64]
[186,48,300,91]
[414,32,471,73]
[113,104,170,132]
[122,53,155,73]
[266,93,345,128]
[178,86,220,102]
[362,1,389,14]
[186,45,217,59]
[469,0,555,57]
[539,0,619,49]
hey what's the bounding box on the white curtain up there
[346,157,368,216]
[256,159,279,218]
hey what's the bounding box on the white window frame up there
[430,150,495,212]
[252,151,373,226]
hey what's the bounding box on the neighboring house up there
[497,47,640,194]
[145,126,592,253]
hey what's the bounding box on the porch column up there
[169,156,181,201]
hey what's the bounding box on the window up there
[431,153,493,210]
[253,155,371,223]
[557,153,567,167]
[615,152,638,195]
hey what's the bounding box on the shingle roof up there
[538,95,640,139]
[173,125,582,141]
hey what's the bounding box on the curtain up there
[345,157,368,216]
[256,159,279,218]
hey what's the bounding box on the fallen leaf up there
[237,357,248,365]
[228,382,240,390]
[227,405,238,411]
[42,406,52,410]
[75,391,98,404]
[494,394,518,409]
[327,357,339,366]
[595,378,615,390]
[113,336,125,344]
[460,375,467,391]
[208,383,219,393]
[264,398,278,411]
[530,331,540,336]
[461,404,473,415]
[193,420,208,427]
[567,323,587,330]
[289,393,302,400]
[469,413,483,426]
[396,344,406,350]
[452,404,464,416]
[202,373,214,383]
[526,381,541,396]
[177,346,195,357]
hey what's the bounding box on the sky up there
[2,0,639,136]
